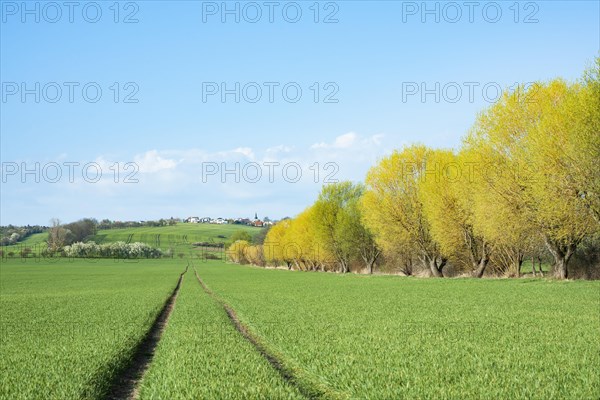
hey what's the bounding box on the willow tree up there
[579,59,600,224]
[465,71,598,279]
[461,125,539,277]
[363,145,447,277]
[312,182,365,273]
[523,73,599,278]
[420,149,490,277]
[346,191,381,274]
[227,240,250,264]
[264,219,294,269]
[286,206,327,271]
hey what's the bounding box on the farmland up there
[91,224,259,249]
[3,2,598,399]
[0,258,183,399]
[91,224,260,259]
[1,232,49,257]
[195,262,600,399]
[1,255,598,399]
[3,223,261,258]
[137,267,303,399]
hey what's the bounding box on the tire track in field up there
[193,268,342,400]
[106,265,188,400]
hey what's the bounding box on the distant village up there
[183,213,279,228]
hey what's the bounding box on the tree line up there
[229,61,600,279]
[0,225,46,246]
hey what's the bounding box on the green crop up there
[138,267,302,399]
[195,261,600,399]
[2,257,598,399]
[0,258,183,399]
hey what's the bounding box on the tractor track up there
[105,265,188,400]
[192,267,337,400]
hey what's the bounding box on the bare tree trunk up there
[405,259,413,276]
[531,256,537,276]
[545,237,577,279]
[472,242,489,278]
[339,259,350,273]
[472,258,488,278]
[554,257,569,279]
[427,256,446,277]
[361,249,380,275]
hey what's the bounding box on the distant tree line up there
[97,218,179,229]
[0,225,46,246]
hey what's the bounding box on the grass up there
[1,223,262,258]
[137,267,303,399]
[91,223,260,256]
[519,259,552,274]
[195,261,600,399]
[0,258,184,399]
[2,255,598,399]
[1,232,49,256]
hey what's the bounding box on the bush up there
[244,245,266,266]
[41,247,57,258]
[63,241,162,259]
[20,247,33,258]
[227,240,250,264]
[225,231,253,249]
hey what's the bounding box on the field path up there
[193,268,343,400]
[106,265,188,400]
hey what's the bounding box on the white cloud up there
[369,134,385,146]
[266,145,292,154]
[232,147,255,159]
[312,132,380,150]
[334,132,358,148]
[134,150,177,173]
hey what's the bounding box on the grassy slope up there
[196,262,600,399]
[1,232,49,255]
[92,223,260,256]
[138,269,303,399]
[1,224,261,257]
[0,258,184,400]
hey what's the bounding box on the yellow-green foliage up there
[244,244,265,266]
[227,240,250,264]
[362,145,447,276]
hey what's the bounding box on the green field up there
[194,262,600,399]
[1,232,49,256]
[1,257,598,399]
[92,223,259,247]
[1,223,261,258]
[0,258,183,399]
[138,268,303,399]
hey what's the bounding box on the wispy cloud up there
[134,150,177,173]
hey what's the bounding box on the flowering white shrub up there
[63,241,162,259]
[63,242,100,258]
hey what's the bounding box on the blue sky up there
[1,0,598,225]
